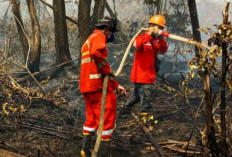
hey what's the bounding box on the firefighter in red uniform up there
[119,15,168,118]
[79,18,126,157]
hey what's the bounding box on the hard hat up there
[148,15,166,28]
[95,17,118,32]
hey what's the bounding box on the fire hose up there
[115,28,212,76]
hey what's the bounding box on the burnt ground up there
[0,43,231,157]
[0,65,209,157]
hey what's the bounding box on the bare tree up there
[26,0,41,73]
[78,0,108,60]
[78,0,92,52]
[156,0,163,14]
[10,0,29,61]
[203,71,219,157]
[219,3,230,156]
[188,0,201,54]
[35,0,41,20]
[91,0,107,30]
[53,0,72,65]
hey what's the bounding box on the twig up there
[12,15,31,66]
[39,0,78,25]
[163,145,202,155]
[184,95,205,156]
[21,122,68,134]
[17,59,78,82]
[0,122,69,140]
[131,112,165,157]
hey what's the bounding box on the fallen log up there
[163,144,202,155]
[0,149,27,157]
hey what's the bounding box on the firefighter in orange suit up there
[119,15,168,118]
[79,18,126,157]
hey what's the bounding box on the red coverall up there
[123,32,168,113]
[131,32,168,83]
[79,29,119,141]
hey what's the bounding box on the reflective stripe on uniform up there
[144,43,151,46]
[133,40,141,50]
[81,57,93,64]
[102,129,114,135]
[82,51,89,56]
[133,40,137,48]
[89,73,102,79]
[96,60,107,69]
[81,40,90,52]
[83,126,96,132]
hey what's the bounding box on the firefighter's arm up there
[110,77,119,89]
[133,33,153,49]
[93,55,111,75]
[109,76,127,96]
[155,37,168,54]
[90,35,111,75]
[111,80,127,96]
[117,85,127,96]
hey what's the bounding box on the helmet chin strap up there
[103,30,106,34]
[102,28,110,36]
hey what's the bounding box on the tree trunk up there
[10,0,29,62]
[98,0,106,20]
[187,0,201,55]
[39,0,78,25]
[91,0,101,31]
[26,0,41,73]
[156,0,162,14]
[163,0,167,11]
[35,0,41,20]
[219,2,229,156]
[53,0,72,65]
[203,71,219,157]
[78,0,92,54]
[220,41,228,157]
[91,0,107,31]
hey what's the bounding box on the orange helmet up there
[148,15,166,28]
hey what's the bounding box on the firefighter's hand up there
[117,85,127,96]
[147,27,154,35]
[109,69,115,77]
[154,28,163,35]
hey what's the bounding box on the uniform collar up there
[93,29,103,34]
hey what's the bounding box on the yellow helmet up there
[148,15,166,28]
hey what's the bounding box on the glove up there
[158,30,170,37]
[109,69,115,78]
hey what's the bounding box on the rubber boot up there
[98,141,111,157]
[80,135,92,157]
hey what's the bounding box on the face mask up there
[151,32,157,38]
[107,34,115,43]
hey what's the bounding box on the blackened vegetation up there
[0,1,232,157]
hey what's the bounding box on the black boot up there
[81,135,92,157]
[118,107,131,119]
[98,141,111,157]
